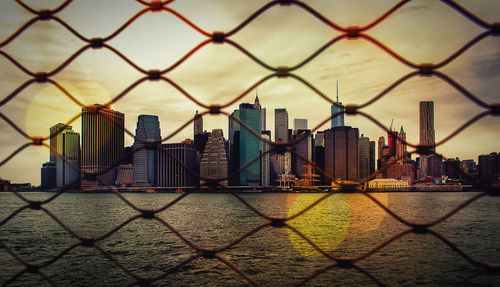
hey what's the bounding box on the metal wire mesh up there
[1,0,499,286]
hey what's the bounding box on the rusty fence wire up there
[0,0,499,286]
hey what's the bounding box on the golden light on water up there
[287,193,389,256]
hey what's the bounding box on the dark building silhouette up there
[324,126,359,182]
[359,134,370,179]
[194,110,203,136]
[291,129,313,179]
[157,143,197,187]
[479,153,500,184]
[369,141,376,174]
[428,154,444,179]
[419,101,435,179]
[41,162,56,189]
[444,158,461,180]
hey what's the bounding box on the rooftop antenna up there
[336,80,339,103]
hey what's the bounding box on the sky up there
[0,0,499,186]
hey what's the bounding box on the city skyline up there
[1,1,499,185]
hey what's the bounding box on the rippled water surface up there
[1,192,499,286]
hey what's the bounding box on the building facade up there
[55,127,80,187]
[200,129,228,186]
[274,108,289,143]
[419,101,435,179]
[157,143,197,187]
[133,115,161,187]
[359,134,370,179]
[324,126,359,182]
[261,131,271,187]
[81,105,124,188]
[41,162,56,189]
[294,119,307,132]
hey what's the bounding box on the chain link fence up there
[1,0,499,285]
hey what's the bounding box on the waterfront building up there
[55,125,80,187]
[41,162,56,189]
[419,101,435,179]
[428,154,444,179]
[479,153,500,184]
[291,129,313,179]
[368,178,409,191]
[116,164,133,187]
[200,129,228,186]
[461,159,476,175]
[387,161,415,184]
[324,126,359,182]
[444,158,461,180]
[359,134,370,179]
[81,105,124,188]
[133,115,161,187]
[229,102,262,186]
[157,142,197,187]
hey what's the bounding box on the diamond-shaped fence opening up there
[0,0,499,286]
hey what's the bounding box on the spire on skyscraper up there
[253,89,261,110]
[336,80,339,103]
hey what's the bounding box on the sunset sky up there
[1,0,499,185]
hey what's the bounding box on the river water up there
[1,192,499,286]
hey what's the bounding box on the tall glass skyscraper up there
[55,126,80,187]
[81,105,124,188]
[229,103,262,186]
[133,115,161,187]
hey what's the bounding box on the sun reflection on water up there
[286,193,388,256]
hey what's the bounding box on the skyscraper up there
[369,140,376,174]
[133,115,161,187]
[55,126,80,187]
[291,129,313,179]
[275,108,289,143]
[81,105,124,188]
[396,126,407,162]
[157,142,197,187]
[261,130,271,187]
[194,110,203,136]
[419,101,435,178]
[294,119,307,132]
[331,81,345,128]
[253,92,266,131]
[200,129,228,186]
[359,134,370,179]
[50,123,71,164]
[324,126,359,182]
[229,103,262,186]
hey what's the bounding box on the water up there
[1,192,499,286]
